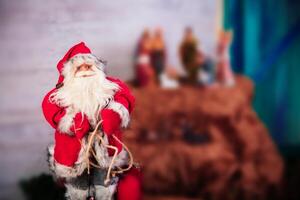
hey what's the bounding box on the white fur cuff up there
[57,107,76,135]
[107,101,130,128]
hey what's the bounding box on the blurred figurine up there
[216,30,235,87]
[135,29,156,87]
[160,66,180,89]
[197,51,216,86]
[179,27,199,84]
[150,27,167,79]
[42,42,141,200]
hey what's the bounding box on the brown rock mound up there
[124,76,283,199]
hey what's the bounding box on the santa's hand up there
[57,109,90,138]
[100,109,121,136]
[70,112,90,139]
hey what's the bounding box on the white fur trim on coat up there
[106,101,130,128]
[47,138,88,178]
[57,107,76,135]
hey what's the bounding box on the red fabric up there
[107,77,135,113]
[101,109,121,136]
[70,113,91,139]
[107,129,122,156]
[54,132,81,166]
[101,109,122,156]
[117,167,142,200]
[53,111,89,166]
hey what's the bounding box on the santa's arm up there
[42,88,90,139]
[100,78,135,135]
[42,88,66,129]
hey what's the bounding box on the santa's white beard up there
[50,69,119,127]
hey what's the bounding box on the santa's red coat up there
[42,77,135,167]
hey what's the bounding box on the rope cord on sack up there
[79,120,134,186]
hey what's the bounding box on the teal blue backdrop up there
[223,0,300,151]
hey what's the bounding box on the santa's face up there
[74,63,96,78]
[63,54,103,80]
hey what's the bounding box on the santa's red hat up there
[56,42,101,88]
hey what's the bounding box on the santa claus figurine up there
[42,42,141,200]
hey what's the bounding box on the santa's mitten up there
[100,109,121,136]
[53,108,67,127]
[107,130,122,156]
[57,106,90,138]
[70,112,91,139]
[100,109,123,156]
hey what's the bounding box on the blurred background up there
[0,0,299,199]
